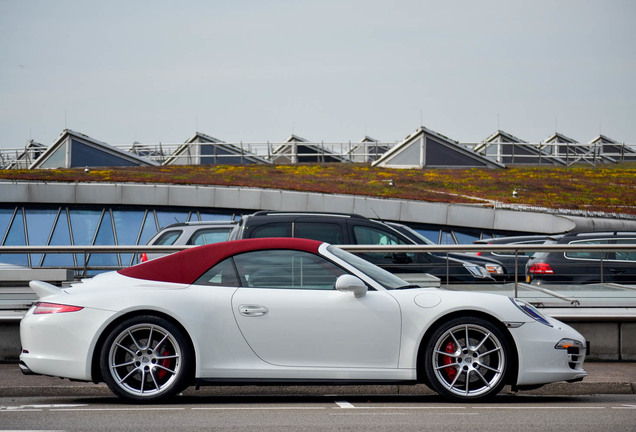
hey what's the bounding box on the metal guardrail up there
[2,243,634,253]
[1,243,634,284]
[1,244,635,320]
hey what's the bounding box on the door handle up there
[238,304,269,317]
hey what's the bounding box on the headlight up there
[484,264,504,275]
[555,338,585,350]
[510,298,553,327]
[463,263,490,278]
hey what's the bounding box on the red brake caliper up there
[443,342,457,381]
[157,348,171,380]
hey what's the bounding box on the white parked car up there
[20,238,587,402]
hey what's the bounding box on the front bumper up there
[511,320,588,386]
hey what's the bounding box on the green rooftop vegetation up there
[2,163,635,216]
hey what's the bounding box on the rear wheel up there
[100,315,192,402]
[424,316,510,401]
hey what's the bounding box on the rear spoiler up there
[29,280,63,299]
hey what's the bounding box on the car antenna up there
[370,207,384,223]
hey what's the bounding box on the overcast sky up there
[1,0,635,149]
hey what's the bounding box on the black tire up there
[424,316,510,402]
[100,315,193,403]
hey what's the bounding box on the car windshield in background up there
[154,230,182,245]
[529,238,558,260]
[186,228,233,245]
[327,245,412,290]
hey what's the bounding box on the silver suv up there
[139,221,237,263]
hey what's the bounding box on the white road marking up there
[191,407,325,411]
[0,404,86,411]
[3,403,634,414]
[0,409,44,412]
[354,406,466,410]
[473,406,606,410]
[331,412,410,416]
[50,407,185,412]
[612,404,636,409]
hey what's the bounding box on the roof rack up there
[161,220,237,229]
[251,211,367,219]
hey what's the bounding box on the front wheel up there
[100,315,193,402]
[424,316,510,401]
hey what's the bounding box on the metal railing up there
[465,141,636,166]
[1,242,634,261]
[1,243,634,290]
[1,242,636,324]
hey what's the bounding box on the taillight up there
[476,251,482,256]
[140,252,148,263]
[33,302,84,314]
[528,263,554,274]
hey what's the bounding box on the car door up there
[230,249,402,369]
[565,238,612,283]
[608,238,636,284]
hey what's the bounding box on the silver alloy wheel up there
[107,323,182,397]
[431,323,505,398]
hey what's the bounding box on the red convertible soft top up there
[118,238,323,284]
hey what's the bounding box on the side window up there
[194,258,240,286]
[353,225,406,246]
[294,222,344,244]
[250,223,292,238]
[187,228,231,245]
[233,249,346,290]
[153,230,182,245]
[352,225,414,262]
[615,239,636,262]
[565,239,611,260]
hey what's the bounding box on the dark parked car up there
[472,235,550,281]
[139,221,237,262]
[384,222,508,281]
[526,232,636,285]
[228,211,494,283]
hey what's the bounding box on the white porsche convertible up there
[20,238,587,402]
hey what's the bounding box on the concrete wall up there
[4,180,632,234]
[0,322,22,362]
[568,322,635,361]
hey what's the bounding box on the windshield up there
[529,238,557,259]
[327,245,413,290]
[397,224,436,245]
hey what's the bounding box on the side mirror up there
[335,274,368,298]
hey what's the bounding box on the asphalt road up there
[1,394,636,432]
[1,362,635,431]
